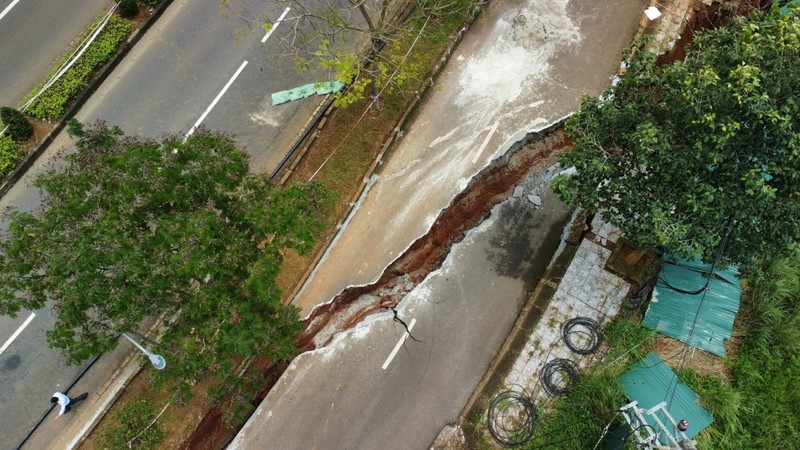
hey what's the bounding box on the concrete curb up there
[0,0,177,199]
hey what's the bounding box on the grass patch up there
[81,367,214,450]
[100,399,164,450]
[523,318,656,449]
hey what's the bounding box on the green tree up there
[0,120,332,396]
[223,0,475,109]
[553,4,800,267]
[0,106,33,141]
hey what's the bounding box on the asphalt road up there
[73,0,322,174]
[0,1,328,447]
[231,184,572,449]
[0,0,113,107]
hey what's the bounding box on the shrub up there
[118,0,138,17]
[100,400,164,450]
[0,135,25,179]
[139,0,163,7]
[26,15,132,120]
[0,107,33,141]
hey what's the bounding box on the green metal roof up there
[620,352,714,441]
[642,257,742,357]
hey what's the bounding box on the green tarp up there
[642,257,741,357]
[620,352,714,442]
[271,81,345,106]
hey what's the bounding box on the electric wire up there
[486,390,538,448]
[562,317,603,355]
[540,358,579,397]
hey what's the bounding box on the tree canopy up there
[0,121,332,394]
[553,4,800,267]
[224,0,475,108]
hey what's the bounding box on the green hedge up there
[0,135,25,179]
[27,15,133,120]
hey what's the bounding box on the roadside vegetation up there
[0,135,26,179]
[25,14,132,120]
[100,400,164,450]
[515,256,800,449]
[82,1,484,447]
[553,2,800,270]
[0,120,333,418]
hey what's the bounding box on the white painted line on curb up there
[186,60,249,137]
[0,312,35,356]
[472,120,500,164]
[262,7,291,43]
[0,0,21,22]
[382,317,416,370]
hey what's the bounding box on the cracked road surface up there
[231,164,572,449]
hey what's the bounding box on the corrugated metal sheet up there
[642,257,741,357]
[620,352,714,441]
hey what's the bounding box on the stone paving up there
[502,216,631,402]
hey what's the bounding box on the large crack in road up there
[300,121,572,349]
[183,122,572,449]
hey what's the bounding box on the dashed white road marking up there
[472,120,500,164]
[0,312,35,356]
[0,0,21,22]
[382,317,416,370]
[186,60,249,137]
[262,7,291,43]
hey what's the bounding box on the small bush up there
[100,400,164,450]
[0,107,33,141]
[0,135,25,178]
[118,0,138,17]
[139,0,163,7]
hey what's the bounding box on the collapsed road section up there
[299,122,573,351]
[184,122,573,449]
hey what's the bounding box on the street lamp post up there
[121,332,166,370]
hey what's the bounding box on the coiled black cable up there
[486,390,538,447]
[540,358,579,397]
[562,317,603,355]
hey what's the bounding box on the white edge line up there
[0,312,36,356]
[381,317,417,370]
[66,361,140,450]
[186,60,249,137]
[0,0,21,22]
[472,120,500,164]
[262,7,291,43]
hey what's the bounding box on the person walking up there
[51,391,88,420]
